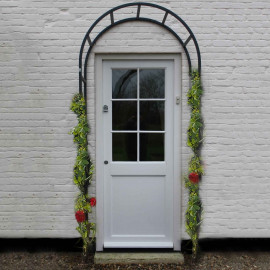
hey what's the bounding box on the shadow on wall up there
[182,238,270,254]
[0,238,270,253]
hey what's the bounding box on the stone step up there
[94,252,184,264]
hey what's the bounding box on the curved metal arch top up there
[79,2,201,98]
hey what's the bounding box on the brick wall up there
[0,0,269,238]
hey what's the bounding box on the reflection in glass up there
[112,69,137,99]
[140,69,165,98]
[113,133,137,161]
[113,101,137,130]
[140,101,164,131]
[140,133,164,161]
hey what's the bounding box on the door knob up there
[104,160,108,164]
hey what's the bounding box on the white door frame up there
[95,53,182,251]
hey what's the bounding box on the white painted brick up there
[0,0,270,240]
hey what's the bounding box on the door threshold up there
[94,251,184,264]
[104,241,173,248]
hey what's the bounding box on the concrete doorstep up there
[94,252,184,264]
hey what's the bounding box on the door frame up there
[95,53,182,251]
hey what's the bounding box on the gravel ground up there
[0,239,269,270]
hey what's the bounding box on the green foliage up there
[185,187,202,255]
[185,70,203,257]
[187,71,203,110]
[75,193,91,212]
[189,155,204,175]
[187,109,203,152]
[76,221,96,255]
[70,93,95,256]
[70,93,86,116]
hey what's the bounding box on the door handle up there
[104,160,108,164]
[103,105,108,112]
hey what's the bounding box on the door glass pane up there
[113,133,137,161]
[140,101,164,131]
[140,133,164,161]
[113,101,137,130]
[140,69,165,98]
[112,69,137,99]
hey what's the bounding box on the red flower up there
[75,210,86,223]
[189,172,199,184]
[90,197,96,207]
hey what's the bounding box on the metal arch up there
[79,2,201,98]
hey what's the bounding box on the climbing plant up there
[70,93,96,256]
[185,70,203,257]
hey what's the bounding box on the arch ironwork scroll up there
[78,2,201,100]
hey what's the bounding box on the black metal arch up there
[79,2,201,99]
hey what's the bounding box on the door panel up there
[102,60,174,248]
[110,176,166,236]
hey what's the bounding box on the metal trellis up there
[79,2,201,100]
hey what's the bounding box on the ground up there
[0,239,269,270]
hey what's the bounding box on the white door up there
[102,59,175,248]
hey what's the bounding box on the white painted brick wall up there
[0,0,270,239]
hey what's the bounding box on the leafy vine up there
[185,70,203,257]
[70,93,96,256]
